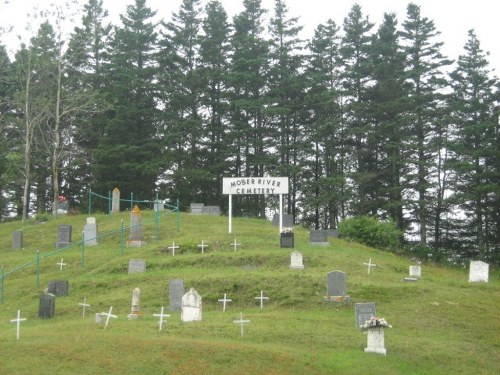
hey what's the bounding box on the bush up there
[338,215,402,251]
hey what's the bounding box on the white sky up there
[1,0,499,76]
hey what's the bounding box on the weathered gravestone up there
[409,265,421,278]
[169,279,185,311]
[365,327,387,356]
[154,199,165,211]
[325,229,340,238]
[324,270,349,302]
[56,225,72,248]
[127,287,143,319]
[272,213,294,227]
[289,251,304,270]
[111,187,120,213]
[181,287,202,322]
[468,261,489,282]
[39,293,56,318]
[280,232,294,248]
[190,203,204,214]
[84,217,98,246]
[310,230,329,246]
[202,206,221,215]
[47,280,69,296]
[355,302,377,328]
[128,259,146,274]
[127,205,145,247]
[12,230,23,250]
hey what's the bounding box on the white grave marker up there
[289,251,304,270]
[409,265,421,278]
[469,261,489,282]
[231,239,241,251]
[57,258,66,271]
[218,293,232,312]
[197,240,208,254]
[153,306,170,331]
[233,312,250,337]
[255,290,269,310]
[181,288,202,322]
[102,306,117,329]
[10,310,26,340]
[363,258,377,274]
[168,242,179,256]
[365,328,387,356]
[79,297,90,317]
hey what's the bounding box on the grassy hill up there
[0,211,498,374]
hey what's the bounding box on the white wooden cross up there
[79,297,90,317]
[363,258,377,274]
[57,258,66,271]
[102,306,117,329]
[218,293,232,312]
[153,306,170,331]
[255,290,269,310]
[197,240,208,254]
[10,310,27,340]
[233,312,250,337]
[168,242,180,256]
[231,239,241,251]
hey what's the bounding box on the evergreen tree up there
[93,0,161,201]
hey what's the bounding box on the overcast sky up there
[1,0,499,76]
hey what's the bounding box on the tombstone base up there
[127,312,143,320]
[403,277,418,282]
[364,347,387,356]
[323,295,350,303]
[289,265,304,270]
[311,242,329,246]
[127,240,146,247]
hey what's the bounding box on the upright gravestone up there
[128,259,146,274]
[289,251,304,270]
[310,230,329,246]
[324,270,349,302]
[325,229,340,238]
[202,206,221,215]
[12,230,23,250]
[181,287,202,322]
[111,187,120,213]
[355,302,377,328]
[56,225,72,248]
[39,293,56,318]
[154,199,165,211]
[47,280,69,296]
[127,205,145,247]
[190,203,204,214]
[272,213,294,227]
[280,231,294,248]
[84,217,98,246]
[169,279,185,311]
[409,265,421,278]
[127,287,143,319]
[468,261,489,282]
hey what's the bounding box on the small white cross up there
[102,306,117,329]
[168,242,179,256]
[197,240,208,254]
[10,310,27,340]
[255,290,269,310]
[79,297,90,317]
[233,312,250,337]
[57,258,66,271]
[231,239,241,251]
[153,306,171,331]
[218,293,232,312]
[363,258,377,274]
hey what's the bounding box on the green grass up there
[0,211,499,374]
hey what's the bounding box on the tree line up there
[0,0,498,264]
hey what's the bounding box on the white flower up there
[360,317,392,330]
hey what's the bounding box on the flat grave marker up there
[128,259,146,274]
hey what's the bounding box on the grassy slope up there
[0,211,498,375]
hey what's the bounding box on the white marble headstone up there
[181,287,202,322]
[468,261,489,282]
[289,251,304,270]
[364,328,387,356]
[409,265,421,278]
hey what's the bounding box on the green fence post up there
[155,204,159,241]
[176,198,180,231]
[108,191,112,214]
[36,250,40,287]
[0,266,4,304]
[120,219,125,255]
[81,231,85,268]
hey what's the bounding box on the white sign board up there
[223,177,289,195]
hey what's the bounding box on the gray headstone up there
[327,270,347,297]
[310,230,328,245]
[47,280,69,296]
[84,218,98,246]
[39,293,56,318]
[154,200,165,211]
[280,232,294,248]
[202,206,221,215]
[190,203,204,214]
[128,205,145,246]
[169,279,185,311]
[325,229,340,238]
[111,187,120,213]
[12,230,23,250]
[56,225,72,248]
[355,302,377,328]
[272,213,294,227]
[128,259,146,274]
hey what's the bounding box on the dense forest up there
[0,0,498,264]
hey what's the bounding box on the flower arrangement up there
[281,227,293,234]
[360,317,392,330]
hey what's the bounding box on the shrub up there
[338,215,402,251]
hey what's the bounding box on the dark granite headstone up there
[280,232,294,248]
[169,279,184,311]
[47,280,69,296]
[39,293,56,318]
[355,302,377,328]
[310,230,328,245]
[12,230,23,250]
[56,225,72,248]
[128,259,146,274]
[272,213,294,227]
